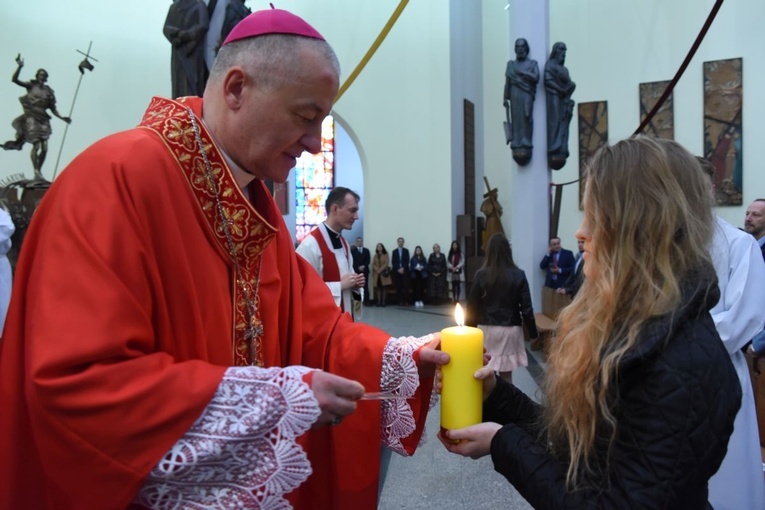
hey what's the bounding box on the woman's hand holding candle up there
[437,422,502,459]
[435,357,496,401]
[415,333,448,378]
[437,363,501,458]
[474,365,498,401]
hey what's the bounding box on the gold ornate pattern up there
[139,96,277,366]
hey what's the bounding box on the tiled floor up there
[358,303,537,510]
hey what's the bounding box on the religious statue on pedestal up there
[544,42,576,170]
[503,38,539,166]
[1,55,72,181]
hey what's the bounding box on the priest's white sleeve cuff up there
[379,334,438,456]
[134,365,319,509]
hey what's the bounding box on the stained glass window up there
[295,115,335,242]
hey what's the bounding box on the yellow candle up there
[440,304,484,432]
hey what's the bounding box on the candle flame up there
[454,303,465,327]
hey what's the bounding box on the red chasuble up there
[0,97,432,510]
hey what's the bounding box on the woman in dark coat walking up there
[440,136,741,509]
[466,234,537,384]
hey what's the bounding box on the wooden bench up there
[528,287,571,356]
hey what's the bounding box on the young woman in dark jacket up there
[440,136,741,509]
[427,243,448,304]
[409,245,429,307]
[466,234,537,384]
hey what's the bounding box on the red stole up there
[310,226,348,312]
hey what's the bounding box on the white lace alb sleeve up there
[134,365,320,510]
[379,334,438,455]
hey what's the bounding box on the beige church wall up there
[286,0,455,256]
[0,2,173,182]
[481,3,513,245]
[548,0,765,244]
[481,0,765,258]
[0,1,455,258]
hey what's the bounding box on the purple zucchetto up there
[222,4,325,46]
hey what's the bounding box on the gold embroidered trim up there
[139,96,276,366]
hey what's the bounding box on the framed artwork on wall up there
[639,80,674,140]
[577,101,608,208]
[703,57,743,206]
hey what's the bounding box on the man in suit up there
[391,237,410,306]
[744,198,765,262]
[539,236,574,290]
[351,237,372,305]
[556,238,584,298]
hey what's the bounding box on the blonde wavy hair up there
[544,136,715,488]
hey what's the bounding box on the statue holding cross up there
[480,176,506,254]
[1,54,71,181]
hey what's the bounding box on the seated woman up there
[439,136,741,509]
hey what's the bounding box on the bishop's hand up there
[308,371,365,428]
[416,334,449,379]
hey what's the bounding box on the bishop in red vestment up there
[0,8,443,510]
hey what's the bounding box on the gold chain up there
[186,108,264,366]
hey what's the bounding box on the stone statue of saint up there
[1,55,71,181]
[544,42,576,170]
[164,0,210,99]
[503,38,539,166]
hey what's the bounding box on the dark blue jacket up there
[539,249,575,289]
[391,246,410,272]
[410,255,428,279]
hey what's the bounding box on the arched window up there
[294,115,335,242]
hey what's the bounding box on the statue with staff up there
[503,38,539,166]
[1,54,71,181]
[1,45,95,184]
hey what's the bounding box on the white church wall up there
[481,0,765,263]
[0,2,172,182]
[287,0,455,257]
[0,1,455,259]
[4,2,756,271]
[547,0,765,242]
